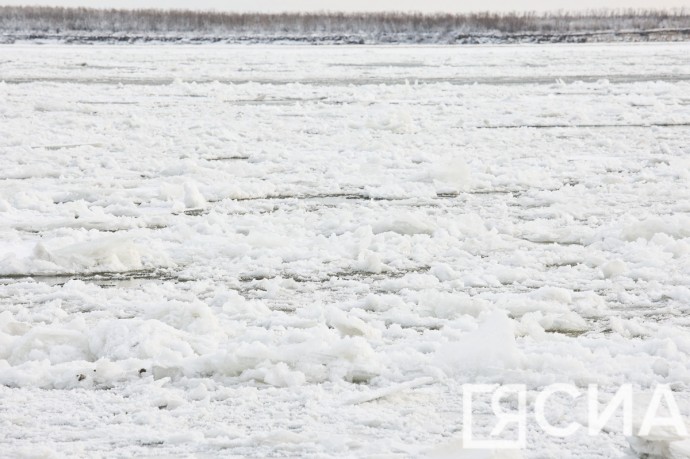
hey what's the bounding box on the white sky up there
[3,0,690,13]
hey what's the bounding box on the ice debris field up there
[1,43,690,458]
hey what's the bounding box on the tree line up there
[0,6,688,35]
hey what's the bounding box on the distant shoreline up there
[3,29,690,45]
[1,6,689,44]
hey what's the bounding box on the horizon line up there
[2,5,689,16]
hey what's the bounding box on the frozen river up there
[1,43,690,458]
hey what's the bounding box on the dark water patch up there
[518,238,586,246]
[438,189,523,198]
[544,261,581,268]
[145,223,169,230]
[205,155,250,161]
[230,192,409,202]
[0,268,180,287]
[14,224,138,234]
[237,265,430,285]
[545,329,589,338]
[31,143,103,151]
[181,208,208,216]
[392,322,444,332]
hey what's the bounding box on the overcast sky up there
[3,0,689,12]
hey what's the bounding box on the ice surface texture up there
[0,44,689,457]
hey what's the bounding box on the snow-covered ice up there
[1,43,689,457]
